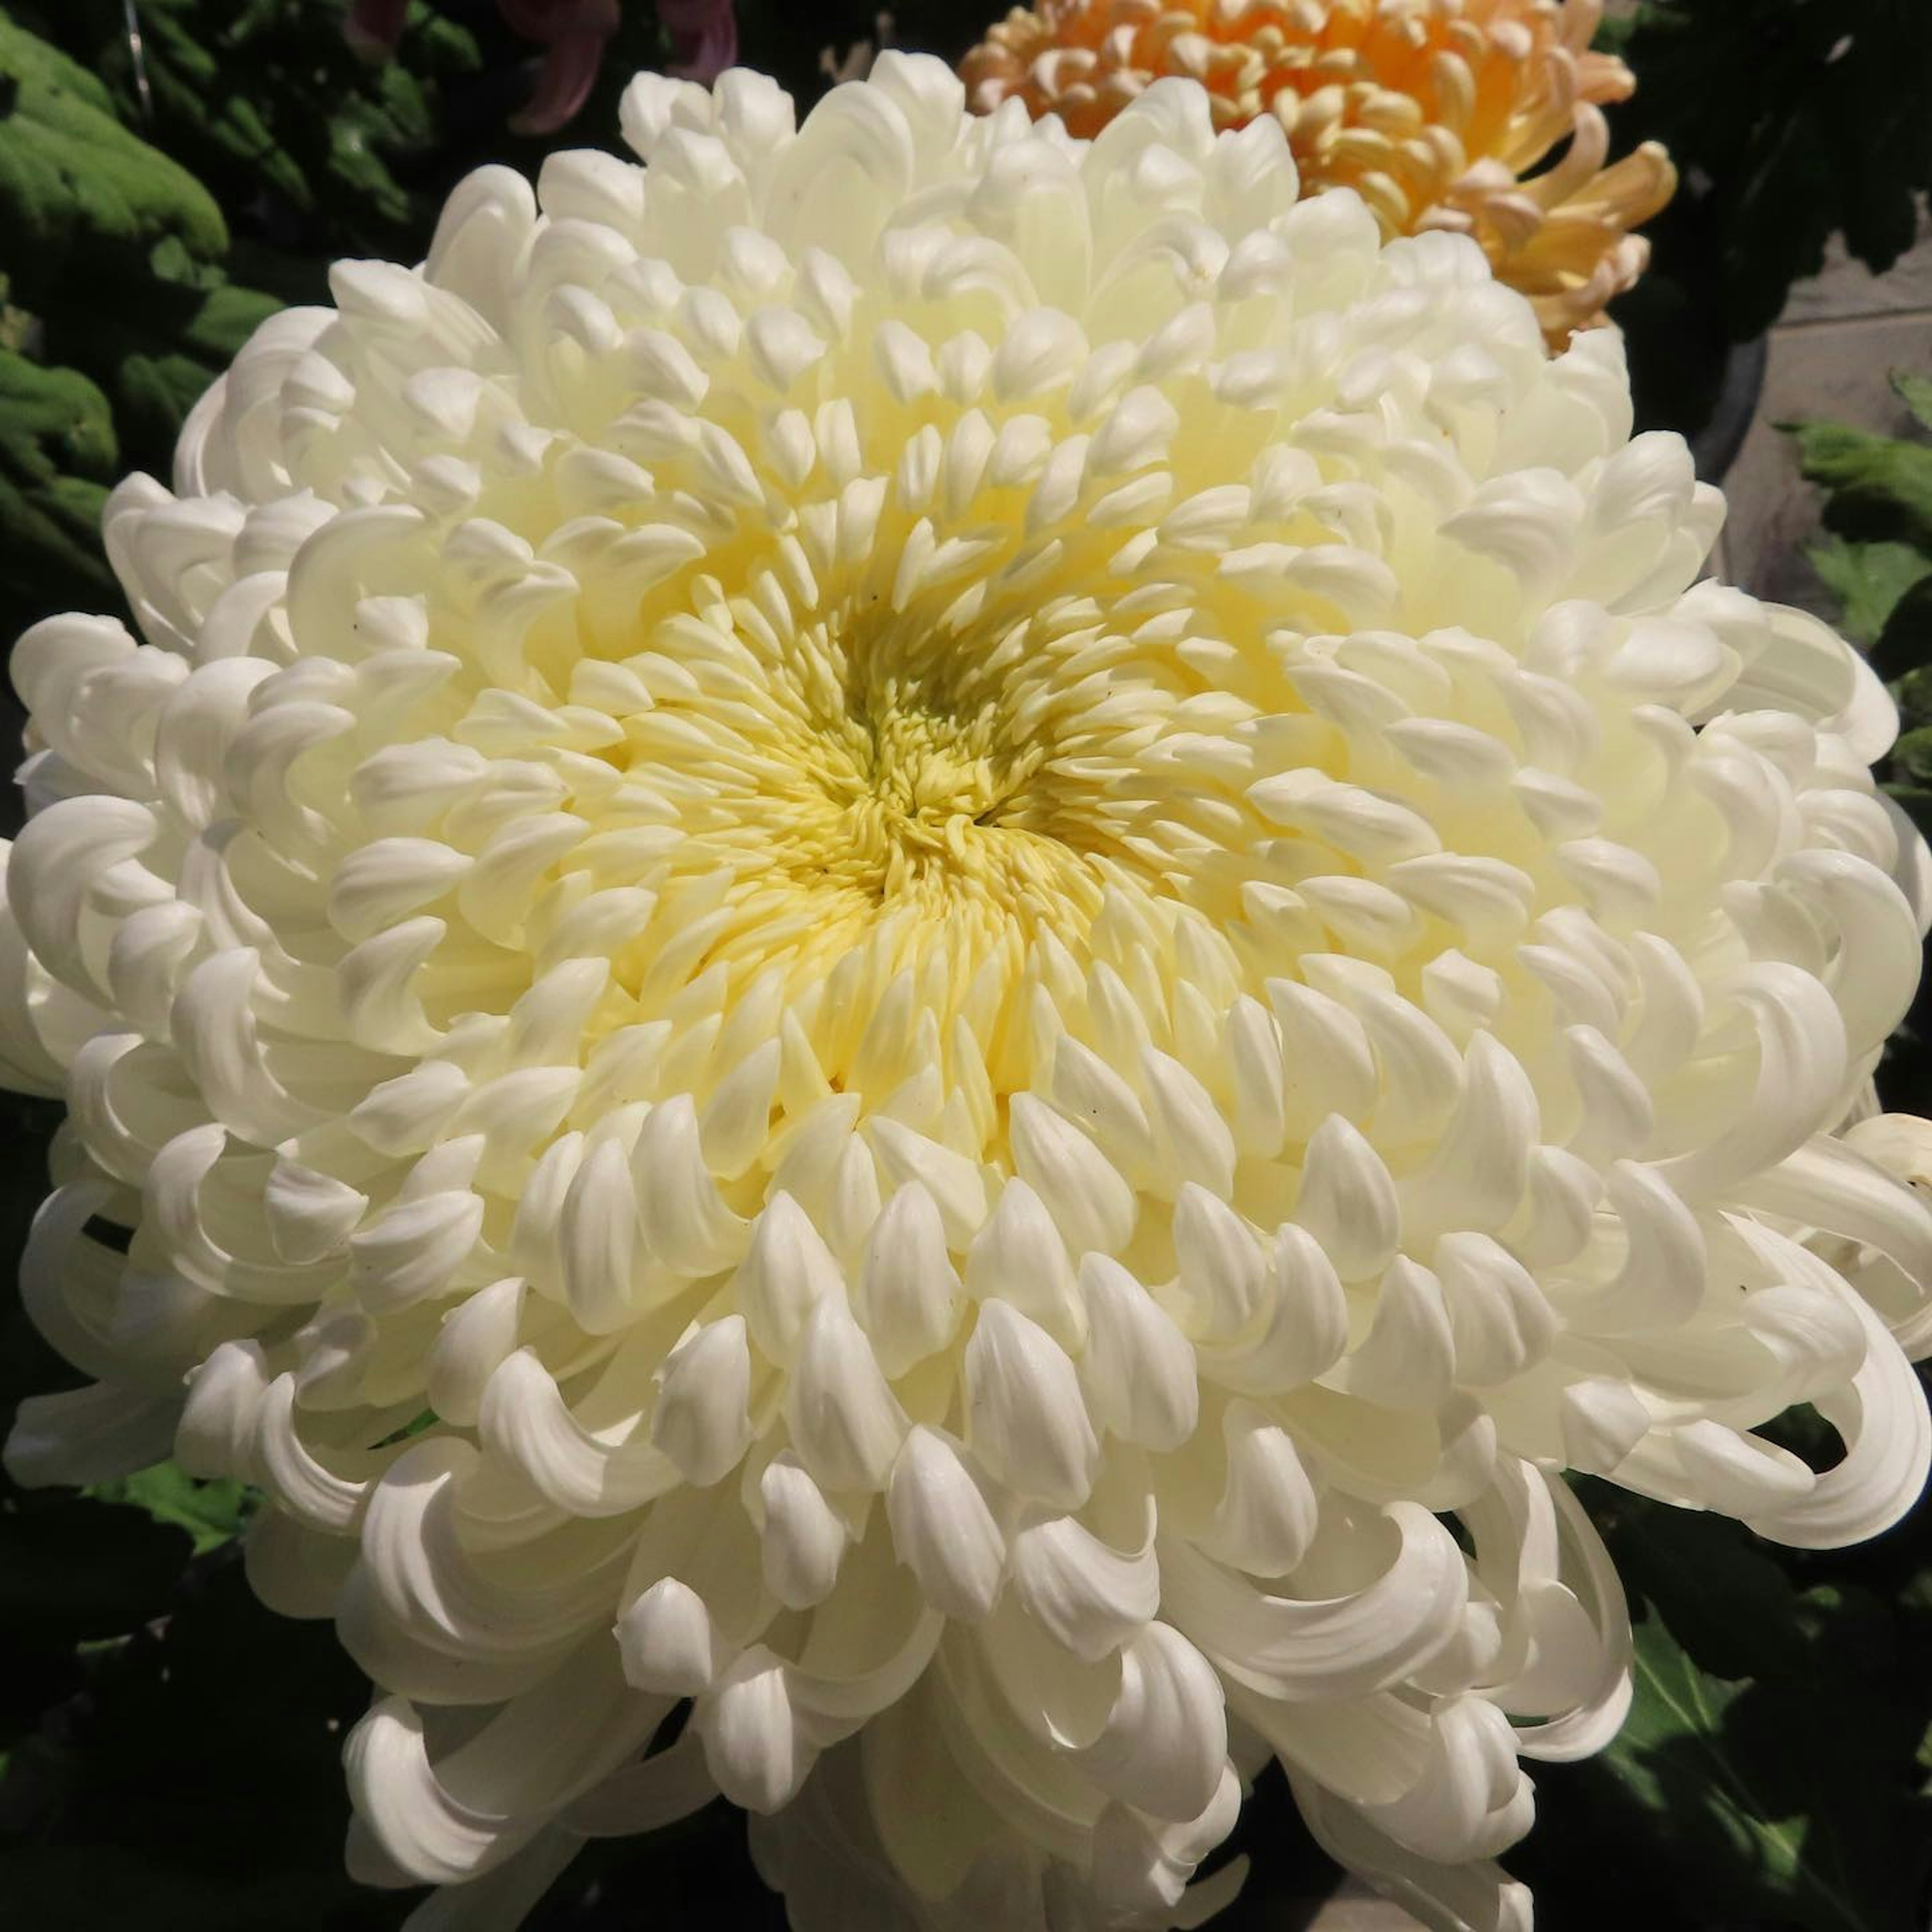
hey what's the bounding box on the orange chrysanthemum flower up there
[961,0,1675,347]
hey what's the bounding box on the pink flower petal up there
[661,0,737,85]
[499,0,620,42]
[507,27,613,134]
[345,0,410,60]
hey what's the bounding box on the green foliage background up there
[0,3,1929,1928]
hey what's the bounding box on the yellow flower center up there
[595,580,1206,1065]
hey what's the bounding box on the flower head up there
[3,55,1927,1932]
[960,0,1677,347]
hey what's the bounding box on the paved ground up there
[1713,212,1932,606]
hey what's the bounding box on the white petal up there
[1074,1623,1227,1825]
[617,1577,728,1695]
[1294,1114,1400,1281]
[1163,1502,1468,1701]
[963,1175,1084,1347]
[697,1649,816,1814]
[852,1182,961,1377]
[760,1453,853,1608]
[964,1300,1099,1509]
[786,1295,908,1493]
[1009,1509,1159,1660]
[1008,1093,1136,1257]
[652,1316,754,1485]
[737,1192,843,1366]
[1199,1401,1319,1577]
[887,1426,1007,1621]
[1079,1253,1198,1451]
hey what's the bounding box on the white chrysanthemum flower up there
[4,53,1930,1932]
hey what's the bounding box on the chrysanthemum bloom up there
[4,55,1929,1932]
[959,0,1676,348]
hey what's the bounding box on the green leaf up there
[1894,370,1932,438]
[1608,1620,1752,1840]
[1892,726,1932,785]
[85,1463,250,1556]
[59,0,483,262]
[369,1407,438,1450]
[1787,417,1932,550]
[1894,659,1932,737]
[1512,1486,1932,1932]
[1605,1607,1928,1932]
[0,341,114,478]
[0,9,227,313]
[51,269,280,476]
[1807,534,1932,649]
[1787,382,1932,701]
[0,344,118,629]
